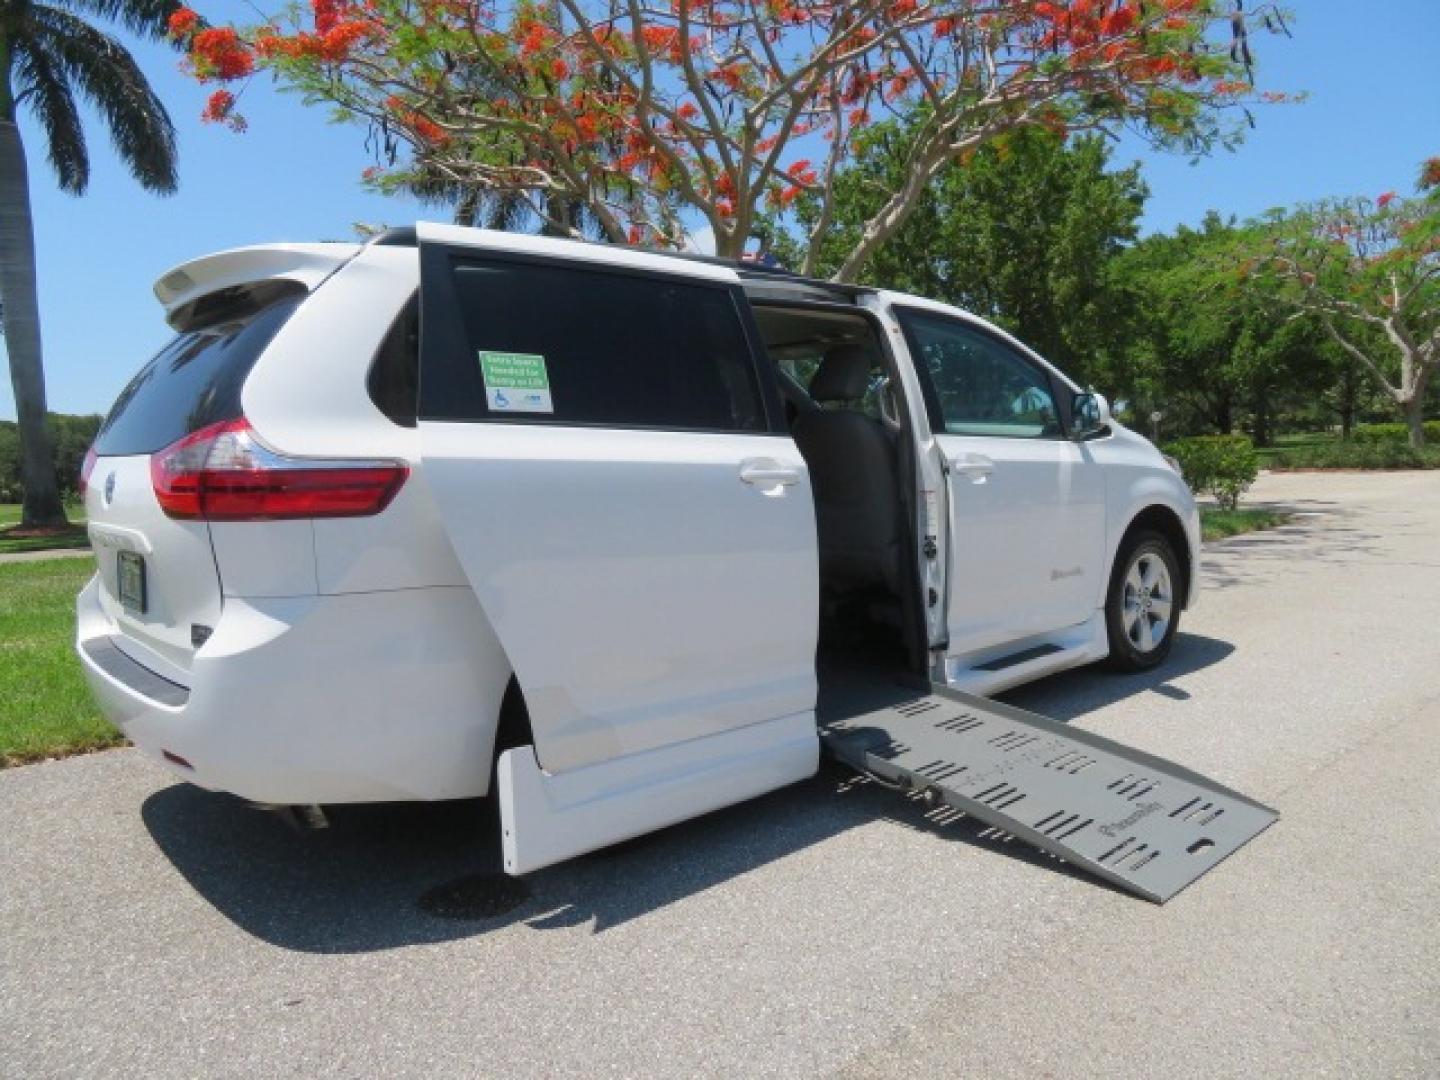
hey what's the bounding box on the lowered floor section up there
[818,678,1277,903]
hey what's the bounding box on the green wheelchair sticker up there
[478,351,554,413]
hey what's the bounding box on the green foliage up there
[1110,213,1338,440]
[0,413,101,503]
[1269,441,1440,471]
[0,0,181,193]
[1246,187,1440,447]
[1351,421,1440,445]
[1164,435,1260,510]
[779,127,1145,385]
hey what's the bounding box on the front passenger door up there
[896,309,1105,656]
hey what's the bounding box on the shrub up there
[1270,441,1440,471]
[1164,435,1260,510]
[1352,421,1440,445]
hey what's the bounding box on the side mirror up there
[1070,392,1111,439]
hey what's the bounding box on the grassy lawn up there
[0,501,85,527]
[1200,507,1290,542]
[0,558,120,767]
[1253,433,1336,467]
[0,527,91,556]
[0,502,89,556]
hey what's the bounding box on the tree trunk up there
[832,139,949,283]
[0,116,66,527]
[1336,365,1357,440]
[1403,393,1426,449]
[1214,395,1233,435]
[452,187,479,227]
[1250,386,1271,448]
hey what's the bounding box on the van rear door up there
[414,225,820,775]
[84,284,307,676]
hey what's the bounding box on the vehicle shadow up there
[141,636,1232,954]
[997,631,1235,722]
[143,772,895,953]
[142,751,1130,955]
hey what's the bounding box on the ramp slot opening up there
[937,715,984,733]
[1170,796,1200,818]
[897,700,940,716]
[1044,813,1080,836]
[1099,837,1137,864]
[1130,850,1160,872]
[1056,817,1094,840]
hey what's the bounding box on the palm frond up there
[48,0,182,45]
[30,4,178,193]
[14,41,91,193]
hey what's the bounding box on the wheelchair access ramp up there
[818,680,1276,903]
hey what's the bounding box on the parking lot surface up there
[3,471,1438,1078]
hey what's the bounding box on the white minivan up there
[76,224,1200,875]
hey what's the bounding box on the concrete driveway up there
[3,471,1438,1078]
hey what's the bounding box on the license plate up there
[117,551,147,615]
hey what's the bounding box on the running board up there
[819,682,1277,903]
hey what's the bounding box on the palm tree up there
[0,0,179,527]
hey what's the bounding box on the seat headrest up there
[809,344,872,403]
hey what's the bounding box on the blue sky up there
[3,0,1438,420]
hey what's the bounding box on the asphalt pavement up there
[2,470,1437,1078]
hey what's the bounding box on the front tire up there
[1105,531,1181,672]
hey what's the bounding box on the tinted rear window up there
[94,285,305,456]
[419,256,766,432]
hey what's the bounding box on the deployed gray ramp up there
[819,681,1277,903]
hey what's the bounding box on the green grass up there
[0,527,91,556]
[0,559,120,767]
[0,502,89,556]
[0,501,85,527]
[1252,433,1336,467]
[1199,507,1290,542]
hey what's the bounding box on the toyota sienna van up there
[76,224,1200,874]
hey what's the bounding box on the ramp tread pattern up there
[820,683,1277,903]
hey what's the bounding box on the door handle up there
[950,453,995,482]
[739,460,801,489]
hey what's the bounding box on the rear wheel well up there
[1115,506,1192,609]
[494,676,534,762]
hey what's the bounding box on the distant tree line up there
[0,413,100,504]
[781,126,1438,447]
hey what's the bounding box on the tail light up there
[150,418,408,521]
[79,445,98,497]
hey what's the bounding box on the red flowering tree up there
[1254,167,1440,447]
[171,1,1291,279]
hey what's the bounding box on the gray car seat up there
[791,345,904,594]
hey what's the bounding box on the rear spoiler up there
[153,244,362,330]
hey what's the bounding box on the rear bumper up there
[75,575,510,804]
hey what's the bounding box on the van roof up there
[370,224,869,302]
